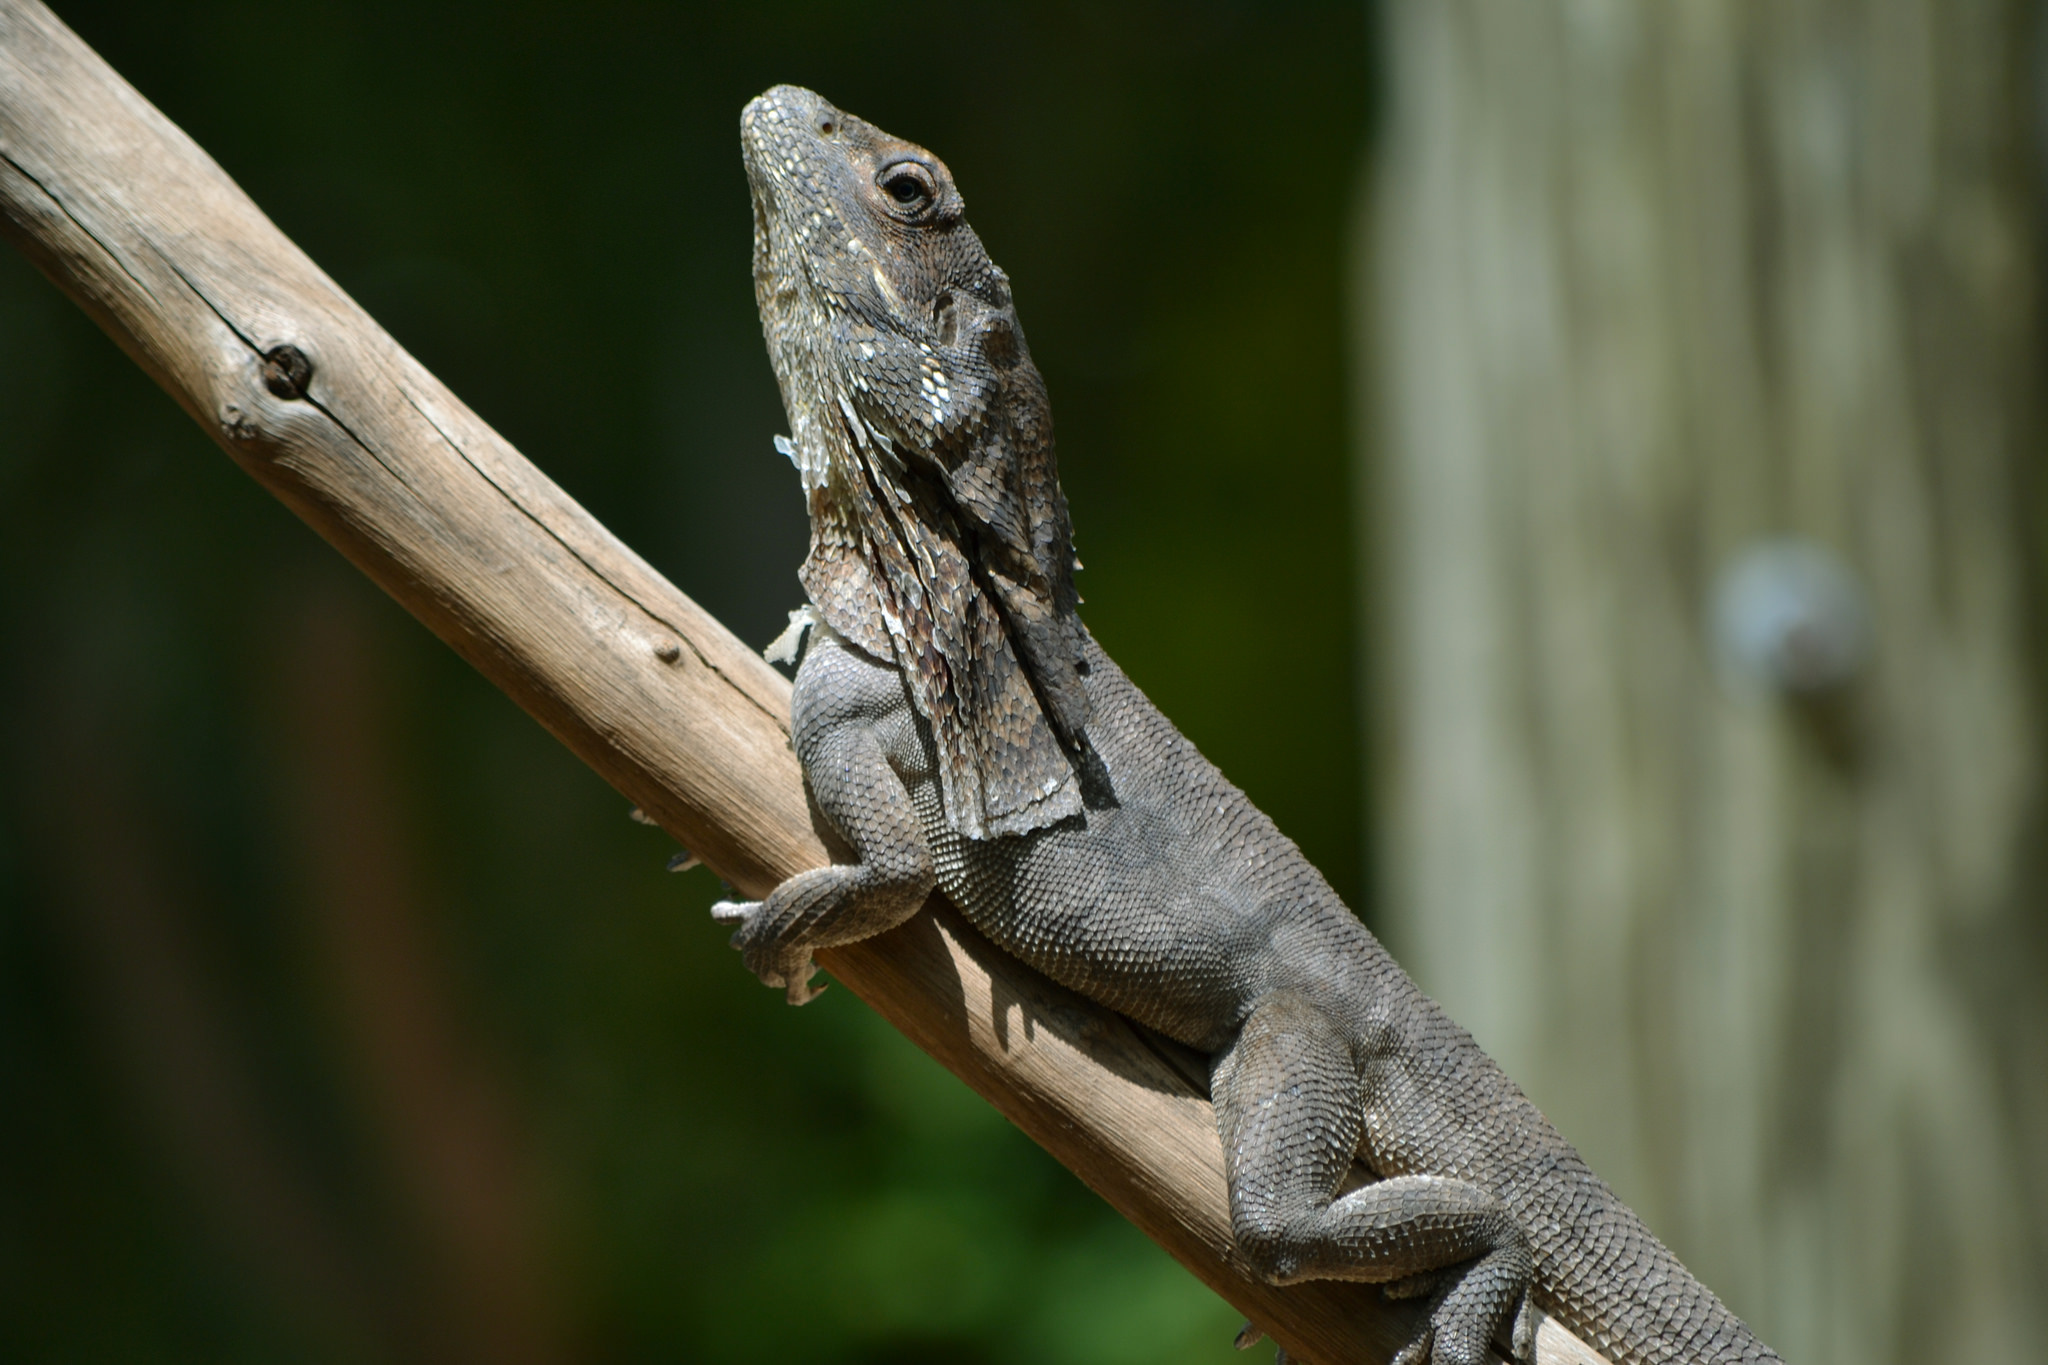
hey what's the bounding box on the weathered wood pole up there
[1369,5,2048,1361]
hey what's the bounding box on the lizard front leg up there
[712,645,936,1004]
[1213,991,1535,1365]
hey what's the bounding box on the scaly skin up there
[719,84,1781,1365]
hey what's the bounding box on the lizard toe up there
[1509,1295,1537,1365]
[752,943,821,1004]
[709,898,756,926]
[1422,1260,1527,1365]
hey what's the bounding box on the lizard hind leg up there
[1211,993,1534,1365]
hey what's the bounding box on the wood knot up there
[652,637,682,663]
[261,344,313,399]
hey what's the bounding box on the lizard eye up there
[878,160,938,214]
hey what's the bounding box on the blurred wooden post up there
[1367,4,2048,1361]
[0,2,1606,1362]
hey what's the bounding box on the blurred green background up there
[0,2,1371,1361]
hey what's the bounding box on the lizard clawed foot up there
[1232,1322,1301,1365]
[777,971,826,1005]
[1384,1261,1530,1365]
[1382,1266,1456,1365]
[1231,1324,1291,1365]
[709,899,826,1005]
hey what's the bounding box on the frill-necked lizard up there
[714,85,1780,1365]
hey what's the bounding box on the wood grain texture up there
[0,4,1609,1362]
[1369,3,2048,1362]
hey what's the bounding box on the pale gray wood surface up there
[1369,3,2048,1362]
[0,3,1609,1361]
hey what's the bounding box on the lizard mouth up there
[740,86,845,316]
[743,163,775,271]
[737,94,787,243]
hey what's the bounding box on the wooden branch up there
[0,5,1605,1362]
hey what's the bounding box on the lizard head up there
[741,85,1029,477]
[741,86,1097,839]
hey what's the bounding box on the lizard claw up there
[713,899,825,1005]
[1233,1321,1265,1350]
[782,972,826,1006]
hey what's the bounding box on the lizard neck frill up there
[744,83,1094,840]
[796,396,1086,841]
